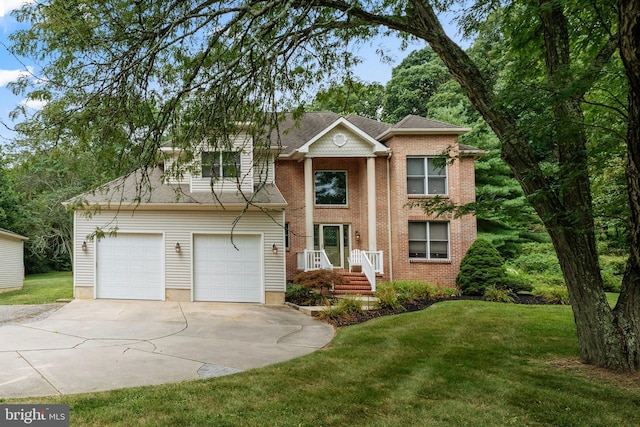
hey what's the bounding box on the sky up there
[0,1,469,146]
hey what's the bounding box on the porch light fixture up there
[272,243,278,254]
[81,241,88,251]
[355,231,361,241]
[175,242,181,253]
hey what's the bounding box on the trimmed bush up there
[293,269,346,294]
[456,239,508,295]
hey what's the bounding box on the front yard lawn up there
[0,272,73,305]
[5,300,639,426]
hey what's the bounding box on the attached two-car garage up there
[95,233,263,303]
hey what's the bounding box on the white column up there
[367,156,377,250]
[304,157,314,249]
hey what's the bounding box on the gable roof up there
[66,166,286,210]
[295,117,389,156]
[275,112,471,155]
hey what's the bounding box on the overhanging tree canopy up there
[7,0,640,370]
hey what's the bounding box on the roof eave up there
[73,202,288,211]
[460,149,488,159]
[0,229,28,241]
[377,128,472,141]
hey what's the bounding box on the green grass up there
[5,301,639,426]
[0,272,73,304]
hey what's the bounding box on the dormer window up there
[202,151,241,178]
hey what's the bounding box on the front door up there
[316,224,350,269]
[322,225,341,267]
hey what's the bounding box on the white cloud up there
[0,0,35,18]
[20,97,46,110]
[0,66,32,87]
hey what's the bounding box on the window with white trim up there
[408,222,449,259]
[202,151,241,178]
[407,157,447,195]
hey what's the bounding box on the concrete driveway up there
[0,300,334,398]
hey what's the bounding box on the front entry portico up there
[315,224,350,269]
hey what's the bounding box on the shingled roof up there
[66,166,286,209]
[274,112,471,155]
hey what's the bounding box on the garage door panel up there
[194,234,262,303]
[96,234,164,300]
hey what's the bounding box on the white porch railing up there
[297,249,334,272]
[361,253,377,293]
[365,250,384,275]
[348,249,384,293]
[349,250,383,274]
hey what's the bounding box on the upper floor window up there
[315,171,347,205]
[202,151,241,178]
[408,221,449,259]
[407,157,447,195]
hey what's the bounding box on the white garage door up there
[96,233,164,300]
[193,234,262,303]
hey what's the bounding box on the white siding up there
[254,152,276,185]
[190,133,255,194]
[163,152,193,185]
[0,236,24,289]
[162,135,275,188]
[308,126,376,157]
[74,208,285,296]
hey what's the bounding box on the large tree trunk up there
[536,0,635,370]
[391,0,639,369]
[549,228,632,369]
[615,0,640,369]
[335,0,640,369]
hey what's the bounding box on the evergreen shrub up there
[456,239,508,295]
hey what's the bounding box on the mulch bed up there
[296,293,551,328]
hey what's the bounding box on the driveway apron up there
[0,300,334,398]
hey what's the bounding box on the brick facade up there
[276,117,479,288]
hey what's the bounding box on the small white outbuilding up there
[0,228,28,292]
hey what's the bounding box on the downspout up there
[386,153,394,281]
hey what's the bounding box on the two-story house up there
[68,112,482,304]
